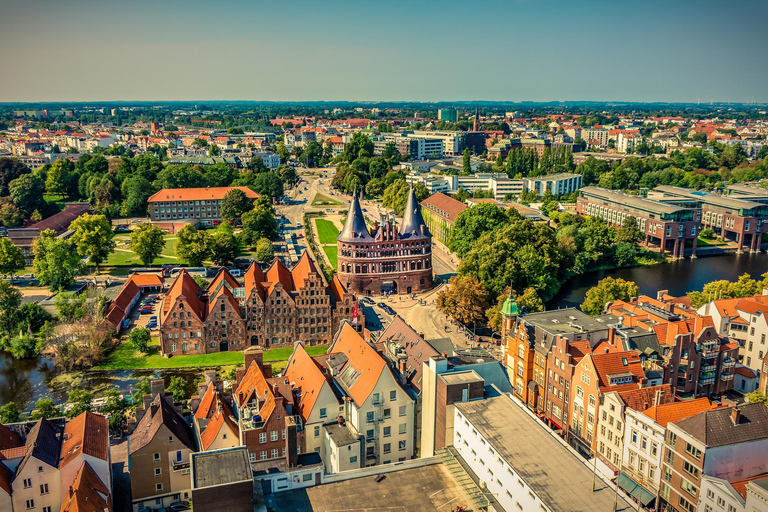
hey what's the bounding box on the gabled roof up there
[235,360,275,424]
[568,340,592,364]
[244,253,327,300]
[265,258,294,292]
[147,186,258,203]
[208,268,240,296]
[617,384,674,413]
[643,397,716,428]
[590,351,646,392]
[284,344,336,423]
[60,461,111,512]
[421,192,468,223]
[60,412,109,469]
[16,418,62,476]
[129,394,196,454]
[206,284,240,318]
[731,473,768,500]
[673,403,768,447]
[291,251,319,289]
[199,406,239,452]
[243,261,266,300]
[161,270,206,323]
[126,273,163,288]
[329,322,388,406]
[377,315,439,394]
[0,423,22,451]
[328,274,348,303]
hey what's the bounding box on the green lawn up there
[323,246,338,268]
[311,193,342,207]
[695,236,726,247]
[105,234,180,267]
[315,218,341,244]
[97,338,329,370]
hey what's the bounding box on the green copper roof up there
[501,296,519,317]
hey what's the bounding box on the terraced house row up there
[158,252,357,354]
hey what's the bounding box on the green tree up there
[0,157,32,196]
[517,287,544,314]
[462,148,472,173]
[208,143,221,156]
[175,225,211,266]
[54,291,88,320]
[220,189,253,226]
[276,143,290,162]
[203,162,236,187]
[0,402,21,423]
[688,273,768,308]
[581,277,639,316]
[168,376,190,402]
[617,216,643,245]
[130,327,151,353]
[66,389,94,418]
[0,279,21,334]
[277,164,298,186]
[0,199,24,228]
[132,379,151,408]
[33,229,83,291]
[746,390,768,405]
[153,164,206,189]
[8,333,41,359]
[249,156,269,173]
[241,196,278,245]
[31,398,61,419]
[381,180,429,216]
[70,214,115,273]
[209,222,239,266]
[9,173,45,215]
[254,238,275,263]
[130,224,166,265]
[0,237,26,282]
[120,176,155,216]
[45,158,75,196]
[448,203,510,258]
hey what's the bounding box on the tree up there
[66,389,94,418]
[130,224,166,265]
[517,287,544,313]
[581,277,639,316]
[120,176,155,216]
[70,214,115,273]
[0,157,32,196]
[0,279,22,334]
[251,171,284,197]
[249,156,269,173]
[9,173,45,215]
[436,275,490,326]
[130,327,151,353]
[448,203,510,258]
[0,198,24,228]
[277,164,298,187]
[241,196,278,245]
[255,238,274,263]
[8,333,40,359]
[746,391,768,405]
[381,180,429,216]
[55,291,88,320]
[203,162,236,187]
[276,143,290,162]
[209,222,239,266]
[168,376,190,402]
[153,164,205,190]
[101,388,129,431]
[33,229,83,291]
[175,225,211,266]
[220,189,253,226]
[132,379,151,408]
[208,144,220,156]
[617,216,643,246]
[0,402,21,423]
[45,158,75,196]
[31,398,61,419]
[688,273,768,308]
[0,237,26,282]
[462,148,472,173]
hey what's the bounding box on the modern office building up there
[437,108,458,122]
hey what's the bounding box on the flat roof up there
[440,370,484,385]
[456,395,635,512]
[521,308,613,334]
[269,463,482,512]
[654,185,764,210]
[580,186,691,215]
[324,422,360,447]
[192,448,252,489]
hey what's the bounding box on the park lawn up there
[311,193,342,207]
[106,234,180,267]
[696,236,726,247]
[323,246,338,268]
[315,218,340,244]
[97,338,329,370]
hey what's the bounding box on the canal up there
[2,252,767,411]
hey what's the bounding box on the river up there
[548,251,768,309]
[2,252,767,411]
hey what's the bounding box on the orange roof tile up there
[291,251,319,289]
[235,361,276,423]
[0,445,28,460]
[126,273,163,288]
[617,384,674,412]
[60,412,109,469]
[206,284,240,318]
[329,323,387,406]
[59,461,111,512]
[731,472,768,499]
[642,397,716,427]
[148,186,258,203]
[161,270,205,323]
[591,351,645,391]
[329,275,348,302]
[244,261,266,300]
[198,406,239,451]
[568,340,591,363]
[284,344,335,423]
[265,258,294,292]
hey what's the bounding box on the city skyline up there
[1,0,767,103]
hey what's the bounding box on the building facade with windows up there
[147,186,259,225]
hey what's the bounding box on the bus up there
[169,267,207,278]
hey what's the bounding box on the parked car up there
[361,297,375,305]
[297,233,304,239]
[121,319,131,330]
[139,306,153,314]
[114,226,130,234]
[146,320,158,329]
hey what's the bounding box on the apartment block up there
[419,192,468,245]
[147,186,259,225]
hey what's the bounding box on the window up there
[260,451,267,460]
[271,430,278,442]
[155,468,162,476]
[40,483,49,494]
[249,452,256,463]
[399,423,407,434]
[383,443,391,454]
[366,429,374,441]
[399,440,406,451]
[679,495,695,512]
[176,451,182,463]
[683,460,699,478]
[319,408,327,418]
[399,405,407,416]
[26,500,34,510]
[23,478,31,488]
[43,507,52,512]
[156,483,163,492]
[390,390,397,401]
[271,449,278,458]
[581,373,590,385]
[259,432,267,443]
[681,478,698,497]
[153,453,161,461]
[314,426,320,437]
[631,430,638,444]
[350,456,358,464]
[576,386,584,398]
[383,426,391,437]
[366,411,375,423]
[685,443,702,460]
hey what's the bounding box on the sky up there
[1,0,767,103]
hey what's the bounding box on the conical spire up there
[398,185,430,239]
[338,189,373,242]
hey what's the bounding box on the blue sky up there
[1,0,766,103]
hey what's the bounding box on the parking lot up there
[121,291,164,334]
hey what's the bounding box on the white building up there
[523,173,583,197]
[698,294,768,371]
[252,151,281,169]
[453,394,634,512]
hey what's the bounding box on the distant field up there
[315,218,341,244]
[311,193,342,207]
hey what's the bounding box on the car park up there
[139,306,153,314]
[146,319,158,329]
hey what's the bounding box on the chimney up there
[150,379,165,398]
[398,358,407,386]
[235,367,246,387]
[654,389,664,407]
[285,415,299,468]
[203,369,216,386]
[337,416,345,426]
[731,407,741,425]
[143,394,153,412]
[244,347,264,371]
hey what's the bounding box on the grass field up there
[323,246,338,268]
[105,234,180,267]
[695,236,726,247]
[97,338,329,370]
[311,193,342,207]
[315,218,341,244]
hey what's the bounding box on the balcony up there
[722,358,736,369]
[720,372,734,382]
[700,364,716,373]
[699,374,716,386]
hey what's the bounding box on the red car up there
[139,306,153,314]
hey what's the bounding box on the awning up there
[617,473,655,506]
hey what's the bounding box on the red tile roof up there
[59,461,111,512]
[590,351,646,391]
[421,193,468,224]
[126,273,163,288]
[235,360,276,423]
[284,344,334,423]
[731,472,768,499]
[617,384,674,412]
[147,186,258,203]
[60,412,109,469]
[642,397,716,428]
[161,270,206,323]
[0,423,22,451]
[329,323,388,406]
